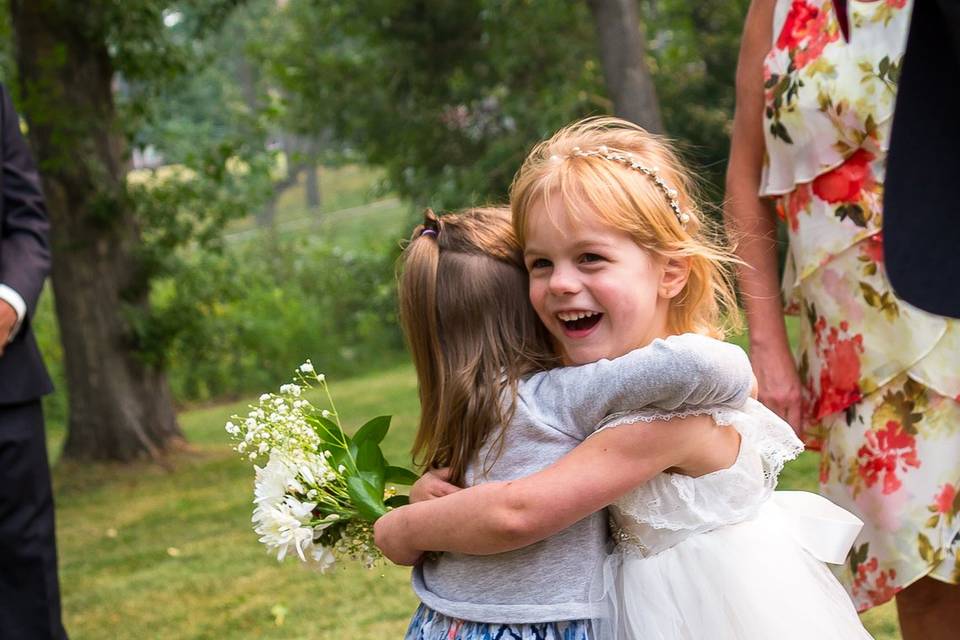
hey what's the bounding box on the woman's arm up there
[724,0,804,434]
[374,414,731,564]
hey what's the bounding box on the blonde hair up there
[510,117,742,339]
[397,207,558,485]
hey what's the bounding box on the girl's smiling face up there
[523,195,688,366]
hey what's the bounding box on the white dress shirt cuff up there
[0,284,26,343]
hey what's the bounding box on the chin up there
[564,347,606,366]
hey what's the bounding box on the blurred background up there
[0,1,899,638]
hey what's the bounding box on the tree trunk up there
[587,0,664,133]
[11,0,184,461]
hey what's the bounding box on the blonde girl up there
[377,118,871,639]
[390,204,755,639]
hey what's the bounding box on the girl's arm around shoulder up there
[526,333,754,439]
[374,414,718,564]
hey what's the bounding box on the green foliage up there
[260,0,605,208]
[644,0,751,201]
[33,290,67,431]
[0,0,13,85]
[255,0,752,209]
[151,234,405,403]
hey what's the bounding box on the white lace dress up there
[592,399,873,640]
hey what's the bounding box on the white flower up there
[253,503,314,562]
[260,393,271,403]
[310,545,336,573]
[321,410,331,419]
[316,374,325,382]
[297,452,332,488]
[283,495,317,521]
[225,421,239,435]
[299,361,314,373]
[254,454,296,506]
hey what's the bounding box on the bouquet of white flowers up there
[225,361,418,572]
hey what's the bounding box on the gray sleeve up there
[522,333,754,440]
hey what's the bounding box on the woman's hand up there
[374,507,423,566]
[410,467,461,503]
[750,342,804,437]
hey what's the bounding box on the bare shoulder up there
[668,413,742,477]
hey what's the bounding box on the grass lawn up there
[52,362,902,639]
[222,164,413,250]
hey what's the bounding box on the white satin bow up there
[762,491,864,565]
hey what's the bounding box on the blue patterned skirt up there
[404,604,592,640]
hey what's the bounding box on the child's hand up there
[410,467,461,503]
[374,507,423,566]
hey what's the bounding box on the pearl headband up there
[551,145,691,226]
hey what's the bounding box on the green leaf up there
[357,440,386,496]
[860,282,881,308]
[357,440,386,472]
[385,465,420,486]
[879,56,890,77]
[771,120,793,144]
[385,494,410,508]
[849,542,869,573]
[353,415,391,446]
[918,532,935,563]
[925,514,941,529]
[346,475,387,521]
[312,415,347,448]
[329,446,351,473]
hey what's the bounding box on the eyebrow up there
[524,239,617,256]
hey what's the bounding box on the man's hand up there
[374,507,423,566]
[0,299,16,356]
[410,467,461,503]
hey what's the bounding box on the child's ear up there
[659,256,690,299]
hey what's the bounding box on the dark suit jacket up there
[883,0,960,318]
[0,83,54,404]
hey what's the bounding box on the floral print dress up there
[761,0,960,611]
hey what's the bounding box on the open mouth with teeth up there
[556,310,603,334]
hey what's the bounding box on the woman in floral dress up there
[726,0,960,637]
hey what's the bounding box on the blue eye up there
[581,253,604,264]
[529,258,552,270]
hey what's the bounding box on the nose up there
[548,263,581,296]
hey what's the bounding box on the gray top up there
[411,333,754,623]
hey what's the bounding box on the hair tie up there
[420,228,438,238]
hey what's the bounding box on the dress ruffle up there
[594,400,803,537]
[759,0,909,197]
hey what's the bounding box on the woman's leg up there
[896,576,960,640]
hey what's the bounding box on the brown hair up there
[397,207,558,484]
[510,116,742,338]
